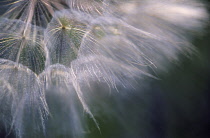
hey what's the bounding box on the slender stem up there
[23,0,37,36]
[16,38,26,63]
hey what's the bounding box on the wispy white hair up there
[0,0,208,137]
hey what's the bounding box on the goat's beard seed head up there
[0,18,46,74]
[0,0,208,137]
[45,10,92,66]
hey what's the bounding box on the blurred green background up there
[86,2,210,138]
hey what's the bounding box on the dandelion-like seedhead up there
[45,10,91,65]
[0,18,45,73]
[0,0,208,137]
